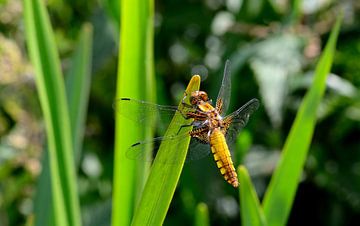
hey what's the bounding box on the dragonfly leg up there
[177,107,206,121]
[186,111,207,121]
[176,115,207,134]
[176,108,194,120]
[181,101,196,113]
[176,111,208,134]
[189,127,209,143]
[177,97,197,120]
[176,123,193,135]
[181,101,193,109]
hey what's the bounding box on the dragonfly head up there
[190,91,209,106]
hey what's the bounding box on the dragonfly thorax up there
[188,90,225,131]
[196,105,224,130]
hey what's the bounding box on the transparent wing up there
[114,98,179,130]
[187,138,211,161]
[125,133,187,163]
[223,98,260,145]
[126,132,211,164]
[216,60,232,116]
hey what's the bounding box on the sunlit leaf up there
[24,0,81,226]
[131,75,200,226]
[65,23,93,166]
[262,15,342,226]
[238,166,267,226]
[194,202,210,226]
[112,0,155,225]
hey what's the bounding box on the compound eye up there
[201,92,208,101]
[189,97,195,105]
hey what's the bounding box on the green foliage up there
[32,22,93,226]
[101,0,120,34]
[237,15,342,226]
[33,150,53,226]
[112,0,155,225]
[238,166,266,226]
[131,75,200,226]
[194,202,210,226]
[24,1,93,226]
[23,0,81,226]
[262,15,342,226]
[65,23,93,166]
[2,0,360,225]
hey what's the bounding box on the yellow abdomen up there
[209,128,238,187]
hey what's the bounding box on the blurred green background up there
[1,0,360,225]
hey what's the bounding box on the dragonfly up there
[115,60,259,187]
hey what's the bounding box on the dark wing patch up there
[223,98,260,145]
[186,138,211,162]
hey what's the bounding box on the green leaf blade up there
[24,0,81,226]
[131,75,201,226]
[262,15,343,226]
[239,166,267,226]
[194,202,210,226]
[33,149,53,226]
[65,23,93,166]
[112,0,155,225]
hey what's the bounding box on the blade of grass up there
[33,148,53,226]
[238,166,267,226]
[24,0,81,226]
[262,15,342,226]
[135,0,156,204]
[112,0,155,225]
[33,23,92,226]
[131,75,200,226]
[194,202,210,226]
[65,23,93,166]
[101,0,120,35]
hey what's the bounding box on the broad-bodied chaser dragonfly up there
[116,60,259,187]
